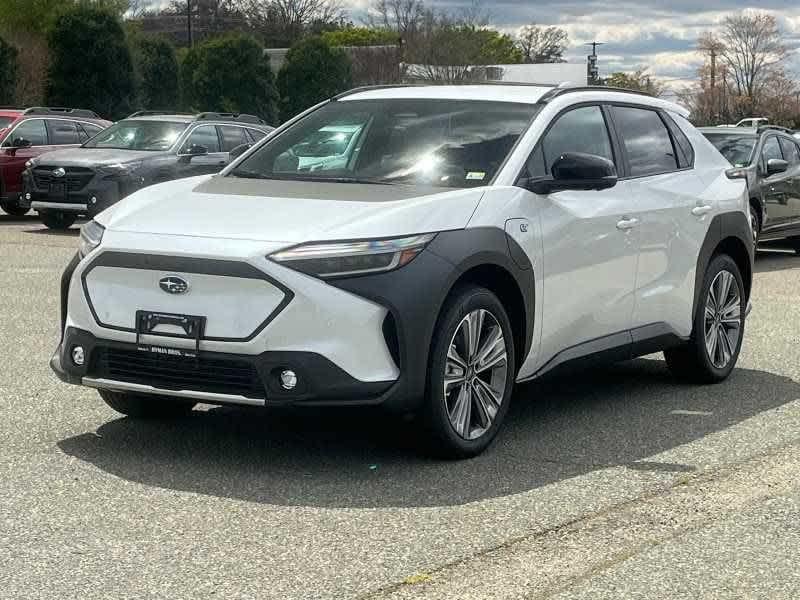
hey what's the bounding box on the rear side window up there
[611,106,677,177]
[531,105,615,177]
[663,114,694,168]
[6,118,47,146]
[46,119,80,145]
[218,125,249,152]
[779,138,800,165]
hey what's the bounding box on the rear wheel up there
[664,254,745,383]
[99,389,196,418]
[39,210,77,230]
[0,198,29,216]
[422,284,515,458]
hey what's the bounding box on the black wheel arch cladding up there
[693,211,754,323]
[331,227,535,411]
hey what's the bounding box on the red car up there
[0,107,111,216]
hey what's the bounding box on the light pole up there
[585,41,604,85]
[187,0,193,47]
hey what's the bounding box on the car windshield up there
[703,133,757,167]
[83,119,187,151]
[0,116,16,130]
[231,99,540,188]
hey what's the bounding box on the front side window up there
[761,136,783,164]
[611,106,677,177]
[46,119,80,145]
[529,105,615,177]
[5,119,47,146]
[232,99,539,188]
[779,138,800,165]
[703,133,756,167]
[83,120,187,151]
[184,125,221,153]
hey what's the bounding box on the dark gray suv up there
[22,111,273,229]
[700,125,800,251]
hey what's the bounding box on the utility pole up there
[585,42,604,85]
[187,0,193,47]
[698,33,724,123]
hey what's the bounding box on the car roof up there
[338,83,689,117]
[126,114,196,123]
[698,127,759,135]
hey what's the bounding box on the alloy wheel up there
[749,206,759,245]
[704,270,742,369]
[443,309,509,440]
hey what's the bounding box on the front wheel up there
[39,210,77,230]
[99,390,196,418]
[422,285,516,458]
[0,199,30,216]
[664,254,745,383]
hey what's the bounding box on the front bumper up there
[51,328,395,408]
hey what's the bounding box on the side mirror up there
[12,137,32,149]
[181,143,208,157]
[229,143,252,160]
[527,152,618,195]
[766,158,789,175]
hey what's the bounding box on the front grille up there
[91,347,266,399]
[33,167,94,192]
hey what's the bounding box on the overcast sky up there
[342,1,800,88]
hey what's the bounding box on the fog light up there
[90,196,97,205]
[25,192,31,200]
[279,369,297,390]
[71,346,85,366]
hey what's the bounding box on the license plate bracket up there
[135,310,206,353]
[49,182,66,198]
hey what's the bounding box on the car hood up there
[97,175,486,243]
[34,148,161,167]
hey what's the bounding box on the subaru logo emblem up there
[52,167,66,178]
[159,276,189,295]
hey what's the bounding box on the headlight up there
[78,220,105,258]
[269,233,437,278]
[96,161,142,178]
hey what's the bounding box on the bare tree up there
[720,13,786,113]
[366,0,426,37]
[517,24,568,63]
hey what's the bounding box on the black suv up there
[22,111,273,229]
[700,125,800,251]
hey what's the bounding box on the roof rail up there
[539,84,654,103]
[23,106,100,118]
[757,124,794,134]
[195,112,265,125]
[332,81,558,101]
[127,110,195,119]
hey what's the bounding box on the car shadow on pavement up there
[0,214,38,225]
[23,226,81,236]
[58,358,800,509]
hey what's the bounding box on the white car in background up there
[51,84,753,457]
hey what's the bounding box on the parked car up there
[735,117,769,128]
[22,111,273,229]
[51,84,753,458]
[700,125,800,250]
[0,107,111,216]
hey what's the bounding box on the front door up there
[0,118,51,199]
[176,124,229,178]
[523,104,639,368]
[759,135,793,234]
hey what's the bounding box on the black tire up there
[0,198,30,216]
[422,284,516,459]
[664,254,745,383]
[99,389,196,418]
[39,210,77,230]
[749,202,761,246]
[789,237,800,255]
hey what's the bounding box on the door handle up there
[692,205,712,216]
[616,217,639,230]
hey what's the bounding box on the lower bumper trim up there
[32,201,87,212]
[82,377,266,407]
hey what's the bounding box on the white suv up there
[51,84,753,457]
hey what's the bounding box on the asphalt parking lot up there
[2,214,800,599]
